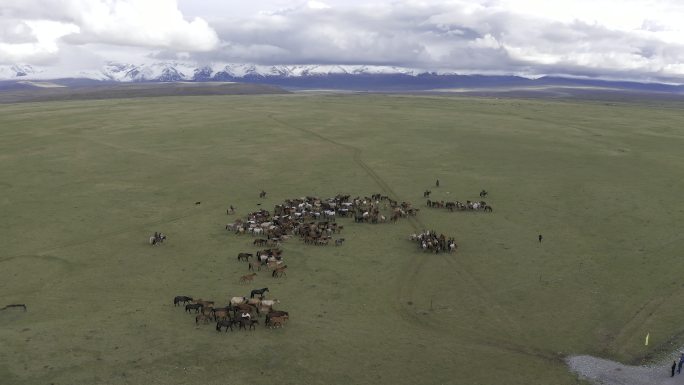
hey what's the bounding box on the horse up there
[237,253,253,262]
[232,303,259,318]
[248,261,263,272]
[195,314,211,325]
[423,190,431,198]
[266,315,288,328]
[479,190,488,198]
[185,303,203,313]
[240,273,257,283]
[195,201,201,205]
[211,307,231,321]
[150,233,167,245]
[173,296,193,306]
[272,265,287,278]
[335,238,345,246]
[250,288,269,298]
[259,190,267,198]
[238,319,259,331]
[216,318,236,332]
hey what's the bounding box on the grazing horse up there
[173,296,193,306]
[335,238,345,246]
[423,190,431,198]
[479,190,488,198]
[216,319,235,332]
[211,308,231,321]
[250,288,269,298]
[195,314,211,325]
[267,315,288,328]
[0,304,27,311]
[237,253,253,262]
[185,303,203,313]
[248,261,263,272]
[239,319,259,331]
[240,273,257,283]
[272,265,288,278]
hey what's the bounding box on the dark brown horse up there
[216,318,236,332]
[250,288,269,298]
[173,296,193,306]
[185,303,203,313]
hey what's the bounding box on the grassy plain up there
[1,93,684,385]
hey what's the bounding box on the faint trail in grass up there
[70,134,187,164]
[1,205,219,262]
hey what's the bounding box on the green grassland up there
[1,93,684,385]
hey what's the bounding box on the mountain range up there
[2,62,684,94]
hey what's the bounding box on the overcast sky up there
[1,0,684,81]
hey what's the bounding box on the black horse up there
[479,190,488,198]
[423,190,431,198]
[250,288,269,298]
[259,190,267,198]
[238,319,259,331]
[185,303,203,313]
[173,296,193,306]
[216,318,235,332]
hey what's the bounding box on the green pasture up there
[1,93,683,385]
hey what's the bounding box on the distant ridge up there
[0,82,289,104]
[1,61,683,95]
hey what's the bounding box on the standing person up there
[672,360,677,377]
[678,353,684,374]
[435,179,440,187]
[538,234,543,243]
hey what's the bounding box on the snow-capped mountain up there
[2,62,683,94]
[0,64,40,79]
[0,62,426,82]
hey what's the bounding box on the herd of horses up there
[426,199,492,212]
[409,230,458,253]
[225,194,417,249]
[163,185,490,334]
[238,247,288,278]
[173,289,289,331]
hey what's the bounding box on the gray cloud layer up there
[2,0,684,82]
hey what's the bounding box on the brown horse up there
[271,265,288,278]
[240,273,257,283]
[237,253,253,262]
[267,315,288,328]
[248,261,263,272]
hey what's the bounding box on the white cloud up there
[2,0,684,82]
[0,0,218,64]
[0,20,79,64]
